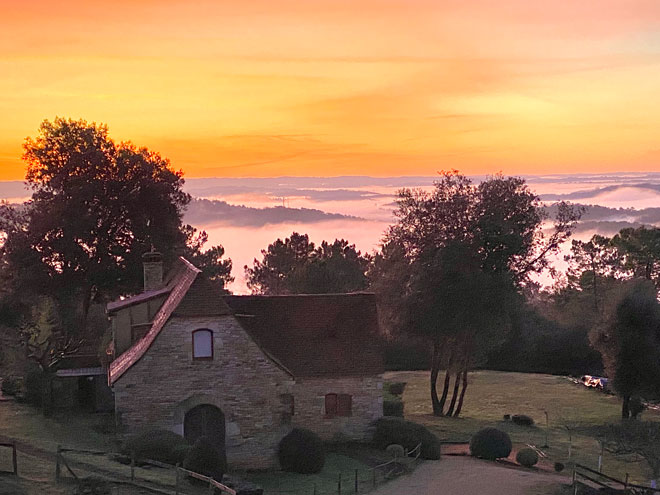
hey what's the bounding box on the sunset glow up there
[2,1,660,179]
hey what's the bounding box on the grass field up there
[386,370,660,484]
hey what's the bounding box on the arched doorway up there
[184,404,227,468]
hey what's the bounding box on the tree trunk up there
[42,370,54,417]
[621,394,631,420]
[445,371,461,417]
[437,349,454,415]
[453,366,469,417]
[430,340,443,416]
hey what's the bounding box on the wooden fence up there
[573,463,660,495]
[56,445,236,495]
[0,442,17,476]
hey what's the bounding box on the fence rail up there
[0,442,17,476]
[573,462,660,495]
[56,444,235,495]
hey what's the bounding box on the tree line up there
[1,118,660,421]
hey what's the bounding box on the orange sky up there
[2,0,660,179]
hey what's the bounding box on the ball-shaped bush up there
[385,444,405,459]
[373,418,441,460]
[183,437,224,481]
[554,462,565,472]
[469,428,512,460]
[278,428,325,474]
[515,448,539,467]
[511,414,534,426]
[122,429,190,465]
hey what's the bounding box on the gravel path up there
[371,456,570,495]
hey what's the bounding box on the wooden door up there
[184,404,227,468]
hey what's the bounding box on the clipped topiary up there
[515,448,539,467]
[469,428,512,460]
[511,414,534,427]
[122,429,190,465]
[373,417,441,460]
[554,462,565,472]
[386,382,407,396]
[278,428,325,474]
[184,437,224,480]
[383,398,404,417]
[385,444,405,459]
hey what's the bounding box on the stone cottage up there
[107,254,384,469]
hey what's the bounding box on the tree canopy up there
[245,232,370,294]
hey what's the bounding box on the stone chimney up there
[142,251,163,291]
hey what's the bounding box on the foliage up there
[601,421,660,479]
[372,417,441,460]
[385,444,405,458]
[515,447,539,467]
[23,369,45,407]
[73,476,111,495]
[554,462,565,472]
[278,428,325,474]
[122,429,190,465]
[1,376,21,396]
[0,118,232,334]
[246,233,370,294]
[183,436,225,480]
[383,398,404,417]
[590,280,660,418]
[373,171,581,417]
[385,382,406,396]
[511,414,535,426]
[469,427,512,460]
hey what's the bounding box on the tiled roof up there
[108,257,201,385]
[223,293,384,378]
[106,286,171,312]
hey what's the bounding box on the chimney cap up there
[142,251,163,263]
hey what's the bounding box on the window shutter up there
[338,394,352,416]
[325,393,338,416]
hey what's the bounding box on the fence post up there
[338,473,342,495]
[175,464,180,495]
[572,466,577,495]
[355,469,358,494]
[11,442,17,476]
[624,473,629,492]
[130,451,135,481]
[598,442,604,473]
[313,482,317,495]
[208,478,214,495]
[55,445,61,482]
[372,469,376,488]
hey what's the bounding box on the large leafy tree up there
[246,232,370,294]
[1,117,232,332]
[590,280,660,419]
[373,171,581,416]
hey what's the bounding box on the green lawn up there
[386,370,660,484]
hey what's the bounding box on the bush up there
[122,429,190,465]
[373,417,441,460]
[383,398,404,417]
[554,462,565,472]
[184,437,224,480]
[385,444,405,458]
[503,414,511,421]
[278,428,325,474]
[469,428,512,460]
[511,414,534,426]
[24,370,45,406]
[1,376,21,396]
[515,448,538,467]
[385,382,406,396]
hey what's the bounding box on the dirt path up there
[372,456,570,495]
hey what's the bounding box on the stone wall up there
[292,377,383,441]
[113,315,295,469]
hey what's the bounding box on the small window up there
[192,329,213,360]
[325,393,352,417]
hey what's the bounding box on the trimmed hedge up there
[385,382,407,396]
[122,429,190,465]
[184,437,224,481]
[469,428,512,460]
[383,398,404,417]
[515,448,538,467]
[511,414,534,427]
[278,428,325,474]
[373,417,441,460]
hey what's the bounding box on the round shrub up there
[503,414,511,421]
[122,429,190,465]
[554,462,565,472]
[278,428,325,474]
[386,382,407,396]
[373,417,441,460]
[1,376,21,397]
[469,428,512,460]
[184,437,224,480]
[515,448,539,467]
[385,444,405,459]
[383,398,404,417]
[511,414,534,427]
